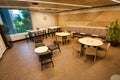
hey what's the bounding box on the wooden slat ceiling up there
[0,0,120,13]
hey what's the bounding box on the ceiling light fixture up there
[112,0,120,3]
[16,0,92,7]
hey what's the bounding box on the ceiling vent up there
[32,2,39,5]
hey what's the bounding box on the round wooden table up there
[56,32,70,44]
[78,37,103,46]
[55,32,70,37]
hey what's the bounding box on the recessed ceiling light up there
[112,0,120,3]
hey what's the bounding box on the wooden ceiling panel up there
[37,3,82,9]
[37,0,119,6]
[82,0,119,6]
[0,0,120,13]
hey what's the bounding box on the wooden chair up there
[47,40,61,53]
[73,37,79,43]
[56,35,63,44]
[97,42,110,58]
[34,37,45,48]
[29,32,36,41]
[72,42,82,56]
[85,46,97,62]
[66,35,72,43]
[39,51,54,71]
[25,33,29,42]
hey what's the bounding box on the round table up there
[34,46,48,54]
[78,37,103,46]
[56,32,70,44]
[55,32,70,36]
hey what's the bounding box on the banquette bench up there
[66,25,107,39]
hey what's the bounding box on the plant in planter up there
[106,20,120,47]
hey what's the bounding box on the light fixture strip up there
[16,0,92,7]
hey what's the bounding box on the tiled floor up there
[0,37,120,80]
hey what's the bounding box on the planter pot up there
[111,41,118,47]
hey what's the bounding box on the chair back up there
[72,43,81,51]
[34,37,43,43]
[39,51,53,61]
[66,35,72,41]
[106,43,111,53]
[53,40,60,48]
[35,31,41,36]
[85,47,97,55]
[56,36,62,42]
[73,37,79,43]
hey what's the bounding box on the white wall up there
[58,5,120,15]
[10,11,57,41]
[30,11,57,30]
[10,33,27,41]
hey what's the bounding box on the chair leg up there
[84,54,87,62]
[51,59,54,67]
[72,50,75,55]
[104,51,106,58]
[58,48,61,53]
[41,62,44,71]
[94,55,96,63]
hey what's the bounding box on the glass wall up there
[0,9,32,35]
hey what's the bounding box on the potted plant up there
[106,20,120,47]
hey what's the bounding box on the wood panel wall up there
[58,10,120,30]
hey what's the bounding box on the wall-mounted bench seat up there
[66,25,107,39]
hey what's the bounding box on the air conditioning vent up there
[32,2,39,5]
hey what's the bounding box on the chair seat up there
[47,40,61,53]
[47,45,58,50]
[35,43,45,48]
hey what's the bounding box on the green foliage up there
[107,20,120,43]
[13,10,32,33]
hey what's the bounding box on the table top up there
[56,32,70,36]
[48,26,60,29]
[78,37,103,46]
[34,46,48,54]
[27,28,46,33]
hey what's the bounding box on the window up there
[0,9,32,35]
